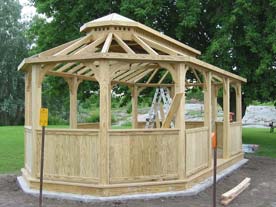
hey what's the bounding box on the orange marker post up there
[212,132,217,207]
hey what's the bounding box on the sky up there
[19,0,36,22]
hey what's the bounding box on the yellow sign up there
[39,108,48,127]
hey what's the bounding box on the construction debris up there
[221,177,251,206]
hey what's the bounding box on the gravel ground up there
[1,155,276,207]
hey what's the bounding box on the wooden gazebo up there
[19,13,246,196]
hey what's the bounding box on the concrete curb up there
[17,159,248,203]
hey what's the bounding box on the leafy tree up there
[0,0,28,125]
[29,0,276,116]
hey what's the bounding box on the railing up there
[109,129,179,183]
[230,122,242,156]
[185,127,209,176]
[36,128,100,183]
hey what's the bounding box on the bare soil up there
[1,155,276,207]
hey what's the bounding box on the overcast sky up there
[19,0,36,22]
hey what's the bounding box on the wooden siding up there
[186,127,209,176]
[36,129,100,183]
[109,129,179,183]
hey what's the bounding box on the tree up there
[29,0,276,115]
[0,0,28,125]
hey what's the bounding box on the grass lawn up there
[0,126,275,173]
[243,128,276,158]
[0,126,24,173]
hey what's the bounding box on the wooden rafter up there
[101,33,113,53]
[146,68,159,84]
[67,64,85,74]
[75,35,106,54]
[39,38,82,57]
[114,63,145,81]
[158,70,169,84]
[77,67,91,75]
[123,68,148,82]
[132,34,158,55]
[54,35,92,56]
[139,35,186,56]
[113,33,135,54]
[131,68,156,83]
[56,62,76,72]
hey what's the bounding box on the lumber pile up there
[221,177,251,205]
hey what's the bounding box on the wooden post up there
[236,84,242,122]
[66,77,82,128]
[204,71,212,167]
[223,78,230,159]
[95,61,111,185]
[211,85,218,132]
[174,63,187,179]
[131,85,138,128]
[31,64,42,177]
[25,72,32,126]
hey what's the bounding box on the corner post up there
[174,63,187,179]
[95,61,111,185]
[25,71,32,126]
[66,77,82,128]
[223,78,230,159]
[31,64,42,177]
[131,85,138,128]
[236,83,242,123]
[203,71,212,167]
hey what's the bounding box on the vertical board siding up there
[186,127,209,176]
[230,123,242,156]
[36,129,99,183]
[24,126,32,173]
[109,129,179,183]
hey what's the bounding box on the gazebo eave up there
[18,53,247,83]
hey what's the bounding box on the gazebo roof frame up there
[18,13,246,84]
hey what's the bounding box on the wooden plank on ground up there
[221,177,251,206]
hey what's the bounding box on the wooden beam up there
[139,35,186,56]
[77,67,91,75]
[223,77,230,159]
[146,68,158,83]
[18,53,247,83]
[56,62,76,72]
[192,68,202,83]
[132,34,158,55]
[67,64,85,74]
[122,68,148,82]
[162,93,184,128]
[135,83,174,87]
[158,70,169,84]
[75,36,106,54]
[221,177,251,205]
[131,85,138,128]
[38,38,81,57]
[54,35,92,56]
[203,71,212,167]
[131,68,155,83]
[101,33,113,53]
[113,33,135,54]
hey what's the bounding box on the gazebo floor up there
[20,153,243,197]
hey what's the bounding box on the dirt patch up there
[1,156,276,207]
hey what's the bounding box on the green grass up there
[0,126,24,173]
[243,128,276,157]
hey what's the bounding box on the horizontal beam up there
[19,53,246,82]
